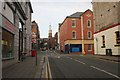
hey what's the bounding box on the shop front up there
[2,29,14,60]
[2,16,15,60]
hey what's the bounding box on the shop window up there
[72,20,76,28]
[72,31,76,39]
[115,31,120,47]
[2,29,14,59]
[101,35,105,48]
[88,44,92,51]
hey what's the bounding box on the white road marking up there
[67,57,86,64]
[74,59,86,64]
[90,66,120,79]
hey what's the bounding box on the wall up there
[3,3,14,24]
[0,1,2,79]
[60,18,81,51]
[93,2,118,32]
[82,10,94,40]
[25,3,32,56]
[94,26,120,55]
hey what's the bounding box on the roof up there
[67,12,83,18]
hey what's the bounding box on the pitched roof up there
[67,12,83,18]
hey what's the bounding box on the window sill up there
[114,44,120,47]
[88,50,92,52]
[2,57,14,61]
[101,46,105,48]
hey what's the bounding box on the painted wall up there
[94,26,120,55]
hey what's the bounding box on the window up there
[88,31,92,39]
[72,31,76,39]
[115,31,120,46]
[88,44,92,51]
[101,35,105,48]
[87,20,91,28]
[2,29,14,59]
[72,20,76,27]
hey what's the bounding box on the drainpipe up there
[81,16,85,54]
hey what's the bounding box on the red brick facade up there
[59,9,94,54]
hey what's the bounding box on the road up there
[42,50,120,79]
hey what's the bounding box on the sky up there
[31,0,92,38]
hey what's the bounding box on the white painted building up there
[94,25,120,55]
[93,2,120,55]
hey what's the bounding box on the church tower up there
[48,25,52,39]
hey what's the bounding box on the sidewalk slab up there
[2,51,44,79]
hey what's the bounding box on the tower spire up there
[48,25,52,38]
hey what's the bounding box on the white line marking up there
[74,59,86,64]
[90,66,120,79]
[67,57,86,64]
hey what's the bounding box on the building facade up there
[0,0,2,79]
[1,1,33,69]
[92,2,120,55]
[54,32,58,49]
[31,21,40,50]
[60,9,94,54]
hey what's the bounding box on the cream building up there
[92,2,120,55]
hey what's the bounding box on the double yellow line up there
[45,56,52,80]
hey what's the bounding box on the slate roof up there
[67,12,83,18]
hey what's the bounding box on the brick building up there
[60,9,94,54]
[92,2,120,55]
[54,32,58,49]
[31,21,40,50]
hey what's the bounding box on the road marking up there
[67,57,86,64]
[46,57,52,79]
[74,59,86,64]
[67,57,73,60]
[90,66,120,79]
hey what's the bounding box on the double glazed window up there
[88,44,92,51]
[87,20,91,28]
[115,31,120,46]
[101,35,105,48]
[88,31,92,39]
[72,31,76,39]
[72,20,76,28]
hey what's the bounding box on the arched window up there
[87,20,91,28]
[72,31,76,39]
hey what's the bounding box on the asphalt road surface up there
[42,50,120,79]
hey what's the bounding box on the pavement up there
[2,50,46,79]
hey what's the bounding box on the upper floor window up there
[72,31,76,39]
[87,20,91,28]
[72,20,76,28]
[101,35,105,48]
[88,31,92,39]
[115,31,120,46]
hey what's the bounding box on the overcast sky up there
[31,0,92,38]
